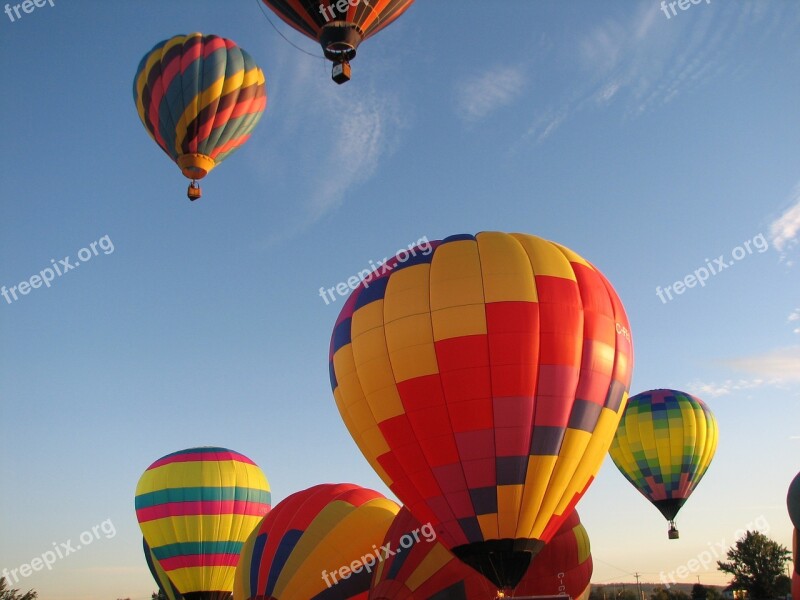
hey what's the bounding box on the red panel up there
[449,398,494,432]
[495,426,530,456]
[419,434,460,467]
[407,405,452,440]
[435,335,490,372]
[379,415,415,448]
[444,490,475,518]
[462,457,496,488]
[438,367,492,403]
[432,462,468,493]
[454,430,495,460]
[484,301,538,333]
[534,275,581,305]
[397,374,446,411]
[493,396,534,427]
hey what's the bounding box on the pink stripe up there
[161,553,239,571]
[137,500,269,523]
[149,450,255,469]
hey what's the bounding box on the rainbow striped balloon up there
[133,33,266,187]
[136,447,271,600]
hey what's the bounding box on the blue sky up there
[1,1,799,598]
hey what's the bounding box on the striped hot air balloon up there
[369,507,592,600]
[234,483,399,600]
[329,231,633,590]
[609,389,718,539]
[135,447,271,600]
[133,33,267,200]
[260,0,414,83]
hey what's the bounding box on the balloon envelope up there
[260,0,414,62]
[234,483,399,600]
[329,231,633,589]
[609,389,718,534]
[133,33,266,184]
[369,507,592,600]
[788,472,800,530]
[136,447,271,600]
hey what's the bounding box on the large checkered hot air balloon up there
[136,447,271,600]
[260,0,414,83]
[133,33,267,200]
[609,389,718,539]
[329,231,634,592]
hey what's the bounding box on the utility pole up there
[634,572,644,600]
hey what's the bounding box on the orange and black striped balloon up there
[329,232,633,589]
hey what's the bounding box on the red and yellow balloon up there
[234,483,400,600]
[329,231,633,590]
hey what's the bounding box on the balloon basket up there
[187,181,202,201]
[332,61,351,84]
[668,524,680,540]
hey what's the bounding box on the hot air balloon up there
[233,483,399,600]
[136,447,271,600]
[260,0,414,83]
[133,33,267,200]
[788,472,800,530]
[144,538,184,600]
[369,507,592,600]
[329,231,634,592]
[609,389,718,539]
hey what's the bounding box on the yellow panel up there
[139,514,264,546]
[383,263,431,323]
[351,300,385,339]
[517,455,558,537]
[385,313,440,382]
[551,242,594,270]
[512,234,577,281]
[429,239,485,310]
[366,384,406,423]
[475,232,538,303]
[497,484,524,538]
[532,431,591,532]
[277,499,399,599]
[431,304,487,341]
[406,544,455,591]
[555,407,621,515]
[477,513,500,540]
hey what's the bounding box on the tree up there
[151,592,168,600]
[692,583,708,600]
[717,530,791,600]
[0,578,37,600]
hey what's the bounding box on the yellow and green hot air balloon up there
[136,447,271,600]
[133,33,267,200]
[609,389,718,539]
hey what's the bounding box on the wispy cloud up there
[456,66,527,122]
[688,378,777,398]
[521,2,797,145]
[789,309,800,334]
[249,44,408,245]
[769,182,800,260]
[721,346,800,382]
